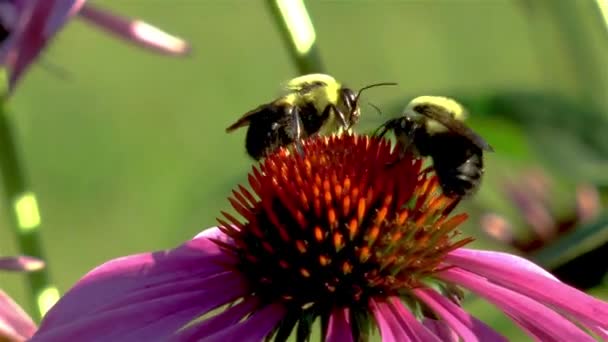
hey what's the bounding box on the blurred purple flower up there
[0,255,44,342]
[481,167,601,253]
[32,135,608,341]
[0,0,190,92]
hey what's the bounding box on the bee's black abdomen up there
[244,107,294,160]
[426,134,485,198]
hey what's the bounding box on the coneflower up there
[0,0,189,92]
[480,168,605,289]
[32,134,608,341]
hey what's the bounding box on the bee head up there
[339,87,360,126]
[339,82,398,129]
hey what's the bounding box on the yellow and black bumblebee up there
[226,73,396,160]
[376,96,494,199]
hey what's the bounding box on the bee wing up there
[417,108,494,152]
[225,103,274,132]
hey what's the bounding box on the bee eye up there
[341,89,357,109]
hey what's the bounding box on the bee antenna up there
[355,82,398,104]
[367,101,383,116]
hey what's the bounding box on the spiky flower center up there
[219,134,471,313]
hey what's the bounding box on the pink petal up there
[0,2,19,29]
[0,0,52,91]
[175,296,260,340]
[0,290,37,341]
[0,256,44,272]
[326,307,353,342]
[78,5,190,56]
[370,299,415,341]
[413,289,507,342]
[33,228,245,341]
[202,303,286,342]
[446,249,608,329]
[439,267,595,341]
[43,0,87,38]
[422,319,459,342]
[388,297,441,342]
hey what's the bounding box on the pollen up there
[218,134,472,310]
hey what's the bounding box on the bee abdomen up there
[434,152,484,198]
[245,115,293,160]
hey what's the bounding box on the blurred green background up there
[1,0,607,340]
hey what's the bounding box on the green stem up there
[0,98,56,322]
[265,0,326,74]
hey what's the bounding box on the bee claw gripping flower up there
[0,0,189,92]
[31,134,608,341]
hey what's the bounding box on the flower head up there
[480,168,605,289]
[32,134,608,341]
[0,255,44,342]
[0,0,190,92]
[481,168,601,252]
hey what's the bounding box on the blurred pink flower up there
[481,168,601,253]
[0,0,190,92]
[0,255,44,342]
[32,135,608,341]
[480,168,605,289]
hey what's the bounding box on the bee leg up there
[374,124,390,138]
[443,197,462,215]
[331,105,351,130]
[288,106,305,156]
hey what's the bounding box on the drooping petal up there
[446,249,608,329]
[32,228,246,341]
[422,319,459,342]
[413,289,507,342]
[0,256,44,272]
[0,290,37,341]
[1,0,189,92]
[77,5,190,56]
[439,267,595,341]
[0,2,19,29]
[326,307,353,342]
[370,299,415,341]
[43,0,86,38]
[201,303,286,342]
[388,297,441,342]
[175,296,260,341]
[0,0,50,90]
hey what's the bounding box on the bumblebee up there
[226,73,396,160]
[376,96,494,199]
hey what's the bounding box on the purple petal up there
[0,256,44,272]
[388,297,441,342]
[202,303,286,342]
[446,249,608,329]
[32,228,246,341]
[1,0,52,91]
[175,296,260,340]
[370,299,414,341]
[43,0,86,38]
[413,289,507,342]
[422,319,459,342]
[0,2,19,29]
[326,307,353,342]
[439,267,595,341]
[78,5,190,56]
[0,290,37,341]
